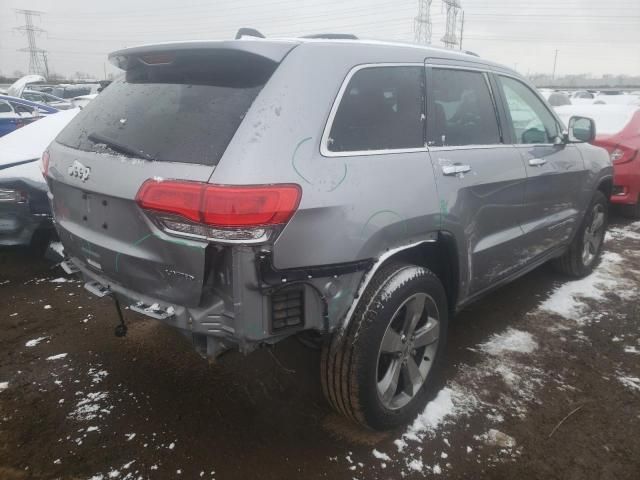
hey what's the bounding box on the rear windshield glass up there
[56,51,276,165]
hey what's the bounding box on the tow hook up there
[83,281,128,337]
[112,295,128,338]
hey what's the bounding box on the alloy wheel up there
[376,292,440,410]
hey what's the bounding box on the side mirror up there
[567,116,595,143]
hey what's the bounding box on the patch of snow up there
[88,368,108,384]
[606,227,640,242]
[617,375,640,392]
[25,336,48,347]
[0,381,8,392]
[403,387,460,442]
[539,251,634,321]
[407,458,423,472]
[49,241,65,257]
[68,391,112,421]
[125,433,136,441]
[46,353,67,361]
[624,346,640,354]
[372,449,391,462]
[394,438,408,452]
[479,329,537,355]
[432,463,442,474]
[43,305,52,310]
[50,277,69,283]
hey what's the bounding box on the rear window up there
[57,51,276,165]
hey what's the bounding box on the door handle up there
[442,164,472,176]
[529,158,547,167]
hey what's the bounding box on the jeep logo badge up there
[68,160,91,182]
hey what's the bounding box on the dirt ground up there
[1,216,639,480]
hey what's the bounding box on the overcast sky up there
[0,0,638,79]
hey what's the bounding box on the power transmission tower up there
[414,0,434,45]
[14,9,48,77]
[441,0,461,49]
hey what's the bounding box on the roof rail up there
[302,33,358,40]
[235,28,266,40]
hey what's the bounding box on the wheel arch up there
[596,175,613,200]
[340,231,460,329]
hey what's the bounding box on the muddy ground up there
[0,217,639,480]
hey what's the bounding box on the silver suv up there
[45,36,612,430]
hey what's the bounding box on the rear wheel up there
[321,262,448,430]
[553,191,608,277]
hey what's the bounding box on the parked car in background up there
[0,95,59,137]
[21,90,74,110]
[539,89,572,107]
[46,37,612,430]
[570,90,597,105]
[7,75,74,110]
[594,92,640,106]
[50,84,98,99]
[0,108,79,249]
[556,104,640,217]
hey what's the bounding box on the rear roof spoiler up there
[108,39,299,70]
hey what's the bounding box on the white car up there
[0,108,79,248]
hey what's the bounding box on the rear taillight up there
[607,145,637,165]
[136,180,302,243]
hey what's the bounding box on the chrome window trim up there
[320,62,428,158]
[428,144,514,152]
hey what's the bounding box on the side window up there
[23,92,44,103]
[499,76,560,144]
[11,103,34,115]
[0,101,12,113]
[428,69,501,147]
[327,66,424,152]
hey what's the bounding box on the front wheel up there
[553,191,608,277]
[321,262,448,430]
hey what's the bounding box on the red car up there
[557,104,640,217]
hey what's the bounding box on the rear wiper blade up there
[88,132,156,161]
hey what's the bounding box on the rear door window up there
[498,76,561,144]
[327,66,425,153]
[56,51,277,166]
[428,68,501,147]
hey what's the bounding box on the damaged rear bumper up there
[66,247,364,359]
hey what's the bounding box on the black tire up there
[553,190,608,277]
[321,261,448,430]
